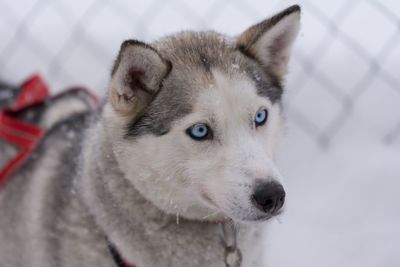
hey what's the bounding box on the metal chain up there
[219,221,242,267]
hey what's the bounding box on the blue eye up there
[187,123,211,140]
[255,109,268,126]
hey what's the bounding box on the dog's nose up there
[252,181,285,214]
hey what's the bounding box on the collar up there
[107,241,136,267]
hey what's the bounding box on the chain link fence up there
[0,0,399,148]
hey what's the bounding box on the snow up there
[264,135,400,267]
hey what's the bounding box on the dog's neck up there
[78,121,244,265]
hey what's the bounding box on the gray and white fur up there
[0,5,301,267]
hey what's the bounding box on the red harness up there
[0,75,47,186]
[0,74,135,267]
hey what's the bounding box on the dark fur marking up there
[237,45,258,62]
[125,88,192,138]
[251,70,283,103]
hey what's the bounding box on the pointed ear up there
[237,5,301,78]
[109,40,171,116]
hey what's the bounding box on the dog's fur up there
[0,5,300,267]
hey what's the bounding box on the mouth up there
[252,215,273,222]
[231,208,284,222]
[251,209,284,222]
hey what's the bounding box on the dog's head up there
[103,5,300,222]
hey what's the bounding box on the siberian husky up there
[0,5,301,267]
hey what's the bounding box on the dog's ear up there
[109,40,171,116]
[237,5,300,79]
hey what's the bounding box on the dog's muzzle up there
[251,181,285,214]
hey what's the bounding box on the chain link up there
[220,222,242,267]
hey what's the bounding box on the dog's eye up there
[255,109,268,127]
[186,123,211,140]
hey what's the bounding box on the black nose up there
[252,181,285,214]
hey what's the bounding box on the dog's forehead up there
[153,31,282,101]
[192,70,262,116]
[154,31,237,73]
[126,31,282,138]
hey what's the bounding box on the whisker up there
[202,211,220,220]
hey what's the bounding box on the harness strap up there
[0,112,44,185]
[0,74,48,186]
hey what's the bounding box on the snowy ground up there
[266,137,400,267]
[0,0,399,266]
